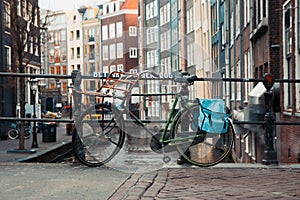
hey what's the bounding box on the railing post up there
[262,74,278,165]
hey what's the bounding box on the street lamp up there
[30,78,39,148]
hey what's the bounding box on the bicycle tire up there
[171,104,234,167]
[8,129,19,140]
[24,128,31,139]
[72,103,125,167]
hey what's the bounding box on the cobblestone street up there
[109,165,300,199]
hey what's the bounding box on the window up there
[129,26,137,36]
[49,32,54,43]
[110,44,116,60]
[146,4,150,20]
[117,64,124,72]
[5,46,11,71]
[103,66,109,73]
[61,48,67,61]
[50,66,55,74]
[103,45,108,60]
[285,3,292,56]
[49,49,55,63]
[62,66,67,75]
[244,0,250,27]
[287,58,292,108]
[61,30,66,41]
[76,30,80,39]
[4,2,10,28]
[70,31,74,40]
[186,8,194,33]
[116,22,123,37]
[109,23,115,39]
[70,48,74,59]
[110,65,116,72]
[129,48,137,58]
[102,25,108,40]
[117,43,123,58]
[77,47,80,58]
[298,0,300,52]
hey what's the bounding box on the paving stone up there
[109,166,300,199]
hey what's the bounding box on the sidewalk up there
[108,164,300,199]
[1,123,300,199]
[0,123,72,162]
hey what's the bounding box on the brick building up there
[279,0,300,163]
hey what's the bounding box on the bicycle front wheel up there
[8,129,18,140]
[172,105,234,167]
[72,103,125,167]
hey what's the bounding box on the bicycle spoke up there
[72,104,125,167]
[173,105,234,167]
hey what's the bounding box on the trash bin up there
[42,123,57,142]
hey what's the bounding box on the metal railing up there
[1,70,300,164]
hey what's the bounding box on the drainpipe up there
[157,0,162,120]
[181,0,187,72]
[227,0,231,108]
[239,0,243,106]
[233,0,237,110]
[139,0,145,120]
[0,0,4,118]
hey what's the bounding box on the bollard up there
[262,74,278,165]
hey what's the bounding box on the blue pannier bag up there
[197,98,230,134]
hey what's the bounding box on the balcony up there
[250,17,268,40]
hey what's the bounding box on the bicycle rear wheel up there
[172,105,234,167]
[72,103,125,167]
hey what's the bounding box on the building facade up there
[0,0,41,138]
[279,0,300,163]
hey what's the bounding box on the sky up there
[39,0,103,11]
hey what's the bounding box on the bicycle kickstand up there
[162,145,171,163]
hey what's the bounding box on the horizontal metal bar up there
[124,119,168,123]
[0,72,72,79]
[131,93,176,96]
[233,121,265,125]
[0,117,74,123]
[2,72,300,83]
[233,121,300,125]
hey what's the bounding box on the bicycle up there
[72,70,234,167]
[7,121,32,140]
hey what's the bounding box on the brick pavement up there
[108,165,300,199]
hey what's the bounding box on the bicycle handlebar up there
[172,70,198,84]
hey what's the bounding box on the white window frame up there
[109,23,115,39]
[129,48,137,58]
[103,45,108,60]
[117,43,123,58]
[5,46,11,71]
[4,2,10,28]
[110,65,116,72]
[117,64,124,72]
[110,44,116,60]
[102,25,108,40]
[129,26,137,36]
[116,22,123,37]
[103,66,109,73]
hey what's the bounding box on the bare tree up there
[9,0,41,150]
